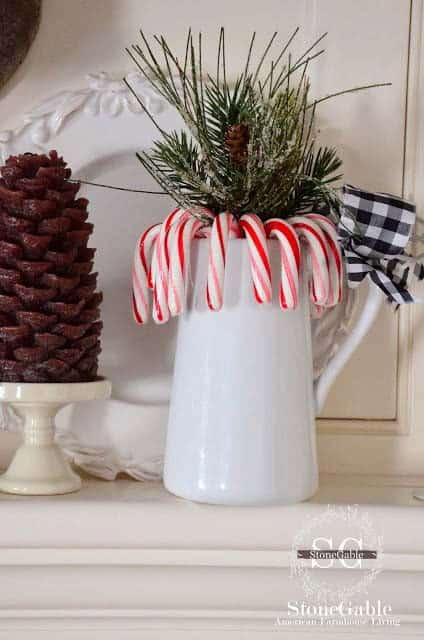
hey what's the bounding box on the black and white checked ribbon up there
[337,184,424,305]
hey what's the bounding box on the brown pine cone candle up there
[0,150,102,382]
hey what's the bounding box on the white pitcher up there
[164,239,382,505]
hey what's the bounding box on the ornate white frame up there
[0,71,167,161]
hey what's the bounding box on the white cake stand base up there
[0,379,111,495]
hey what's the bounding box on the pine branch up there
[126,28,390,222]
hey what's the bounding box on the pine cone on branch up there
[0,151,102,383]
[225,123,249,165]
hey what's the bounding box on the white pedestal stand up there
[0,379,111,495]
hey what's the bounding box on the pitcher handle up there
[314,282,384,414]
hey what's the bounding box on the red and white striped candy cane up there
[239,214,272,304]
[306,214,343,305]
[150,244,168,324]
[168,216,204,316]
[291,216,330,306]
[206,212,242,311]
[132,223,161,324]
[151,208,189,324]
[264,218,301,309]
[230,217,243,239]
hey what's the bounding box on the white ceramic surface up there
[0,379,111,495]
[164,240,382,506]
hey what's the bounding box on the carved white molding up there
[0,71,167,162]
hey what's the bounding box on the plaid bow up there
[337,184,424,305]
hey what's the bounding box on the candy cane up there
[239,214,272,304]
[168,216,204,316]
[147,208,185,289]
[206,212,242,311]
[264,218,301,309]
[151,208,190,324]
[291,216,330,306]
[150,241,168,324]
[132,223,161,324]
[306,214,343,305]
[230,217,243,239]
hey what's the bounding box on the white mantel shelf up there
[0,472,423,639]
[0,473,423,549]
